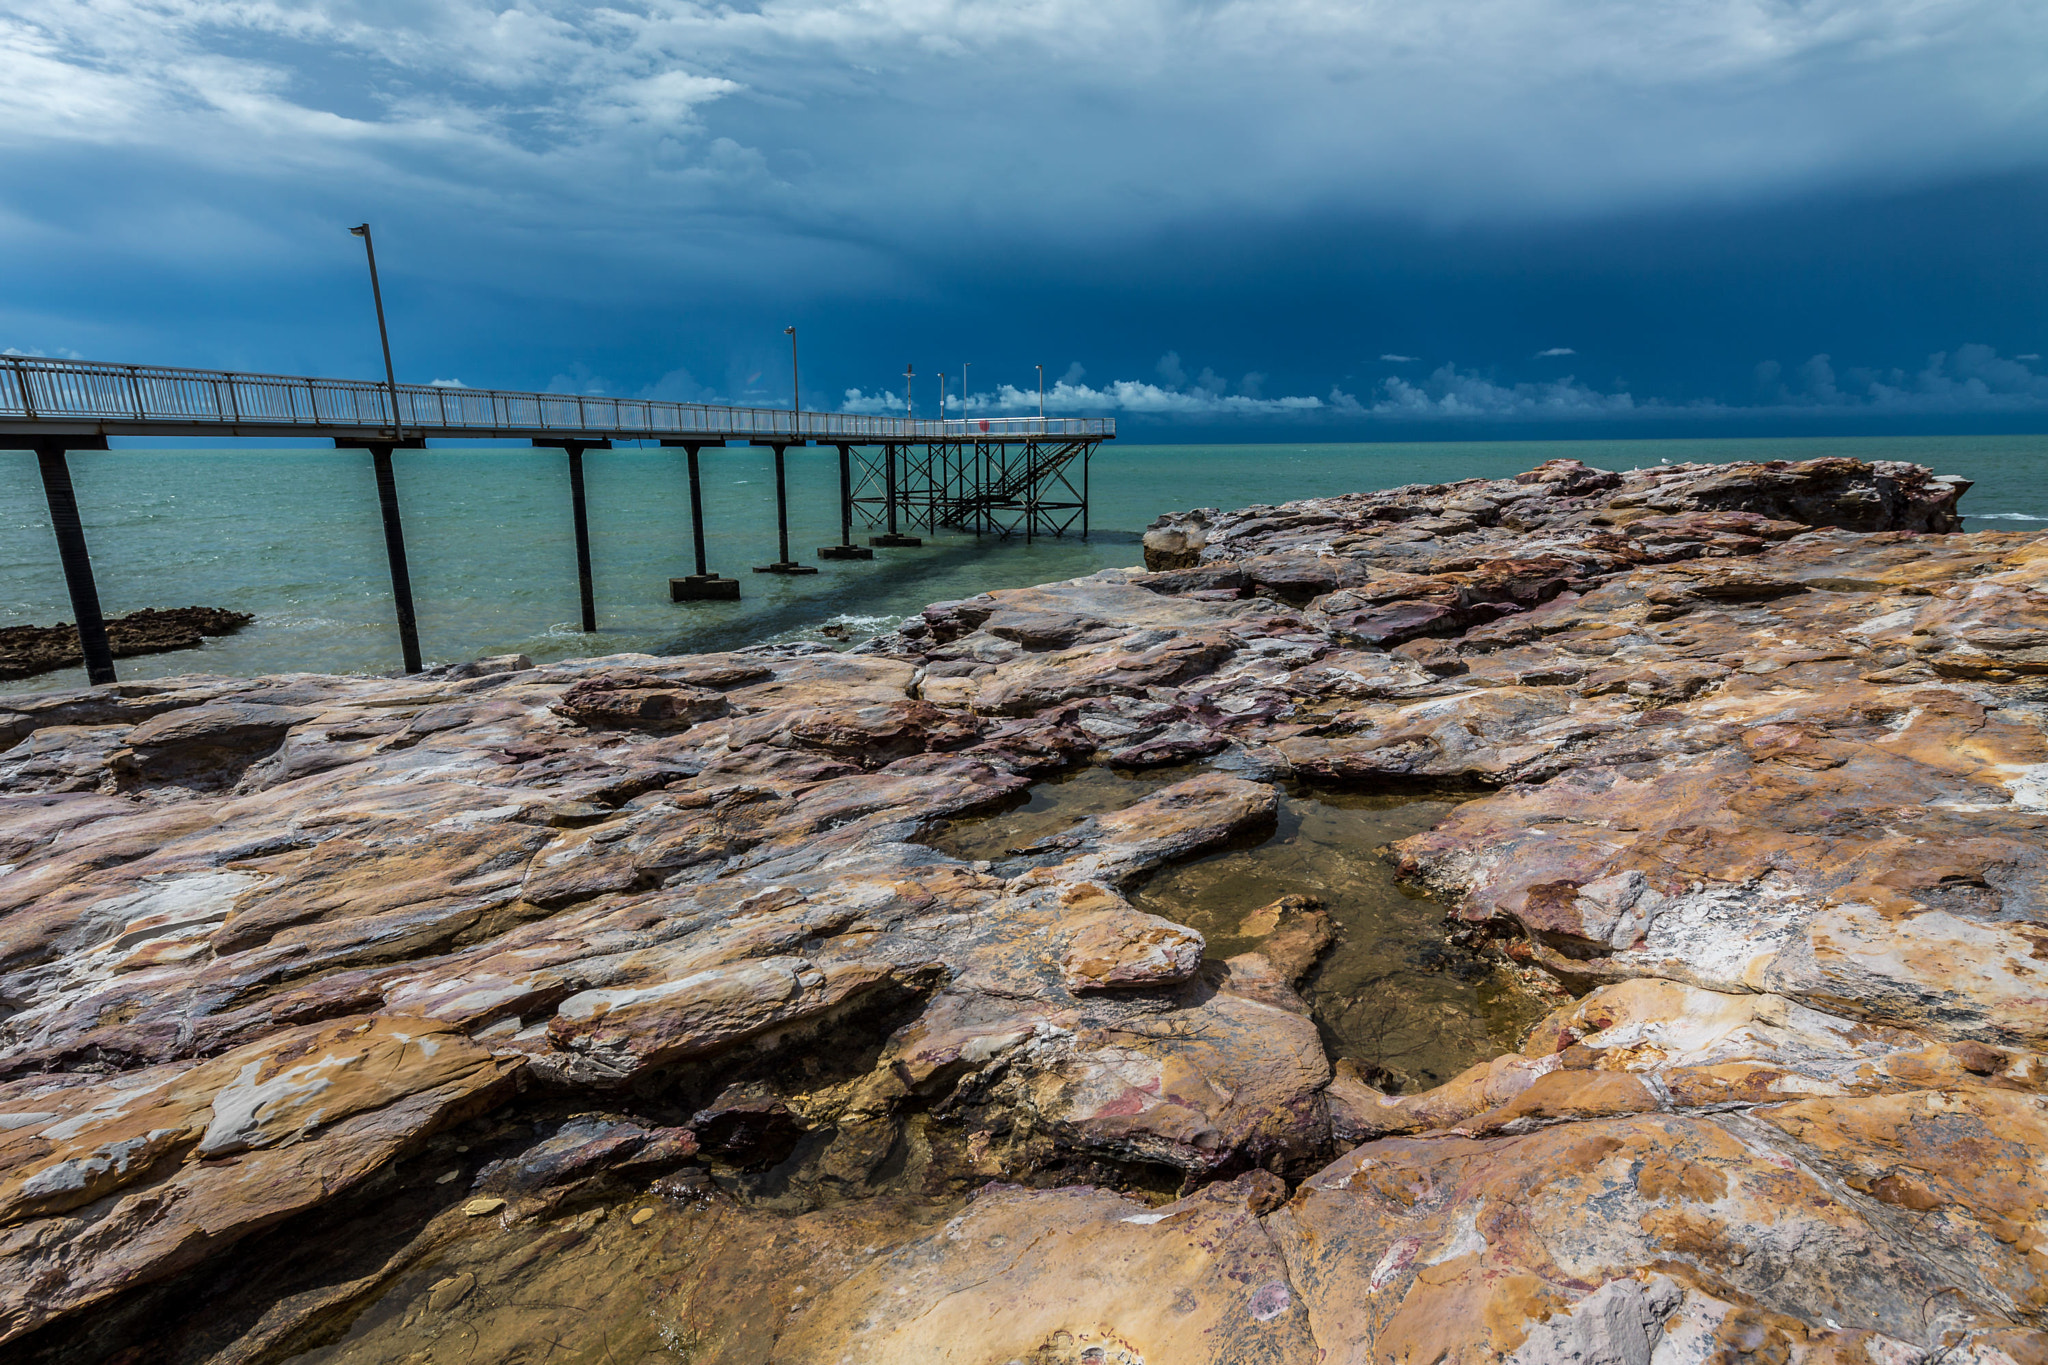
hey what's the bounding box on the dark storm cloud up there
[1,0,2045,430]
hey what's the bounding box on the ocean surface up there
[5,432,2044,691]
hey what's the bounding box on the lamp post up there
[938,372,945,421]
[963,361,971,414]
[348,224,403,440]
[904,362,914,419]
[785,325,799,438]
[754,324,815,576]
[1035,364,1044,420]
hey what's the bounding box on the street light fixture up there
[348,224,403,441]
[785,325,799,437]
[755,324,816,576]
[938,372,945,421]
[1035,364,1044,420]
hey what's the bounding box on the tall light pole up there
[904,362,915,419]
[1035,364,1045,420]
[785,325,799,437]
[349,224,403,440]
[938,372,945,421]
[963,361,971,413]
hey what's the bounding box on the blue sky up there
[3,0,2046,440]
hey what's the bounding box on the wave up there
[1969,512,2048,521]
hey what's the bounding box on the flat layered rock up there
[7,454,2048,1360]
[774,1173,1313,1364]
[0,1015,509,1342]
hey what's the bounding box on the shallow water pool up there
[1130,787,1546,1091]
[929,767,1546,1092]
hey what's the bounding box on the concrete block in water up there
[670,574,741,601]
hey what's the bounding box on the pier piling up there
[818,443,872,560]
[753,441,817,575]
[534,439,610,631]
[567,446,596,630]
[663,440,739,601]
[870,442,922,548]
[33,439,117,685]
[339,439,426,675]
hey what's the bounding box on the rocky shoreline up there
[0,606,254,681]
[3,455,2045,1362]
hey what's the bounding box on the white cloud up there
[839,346,2048,423]
[2020,354,2042,361]
[843,386,905,415]
[0,0,2042,272]
[1380,354,1417,362]
[1373,364,1635,418]
[842,378,1325,420]
[429,377,465,387]
[1534,347,1577,357]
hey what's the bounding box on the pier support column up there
[534,438,610,631]
[567,447,596,631]
[818,443,872,560]
[1026,441,1038,545]
[871,442,921,547]
[33,438,117,685]
[752,441,817,575]
[661,441,739,602]
[370,445,425,672]
[335,438,426,674]
[1082,446,1091,540]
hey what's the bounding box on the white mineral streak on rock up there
[1630,878,1813,991]
[1425,1203,1487,1265]
[1367,1237,1421,1292]
[552,961,803,1023]
[1508,1275,1683,1365]
[1997,761,2048,809]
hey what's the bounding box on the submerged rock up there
[0,607,253,681]
[3,455,2045,1362]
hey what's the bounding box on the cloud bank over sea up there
[841,346,2048,426]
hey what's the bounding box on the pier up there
[2,356,1113,683]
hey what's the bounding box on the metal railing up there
[0,355,1115,442]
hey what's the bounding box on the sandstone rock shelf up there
[4,454,2045,1362]
[0,606,254,681]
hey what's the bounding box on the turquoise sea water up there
[4,433,2044,691]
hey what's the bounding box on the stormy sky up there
[3,0,2046,439]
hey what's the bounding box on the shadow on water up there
[653,528,1145,658]
[928,766,1547,1092]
